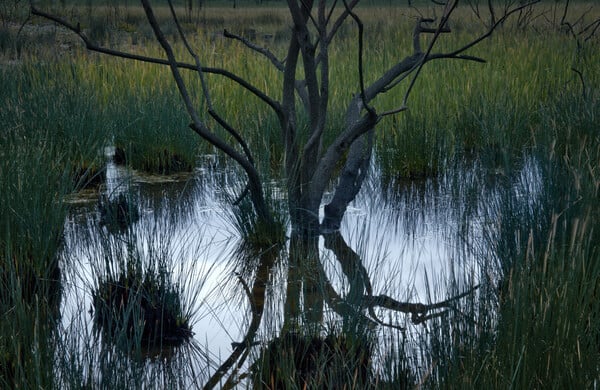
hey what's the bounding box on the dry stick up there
[377,16,452,117]
[439,0,541,60]
[402,0,542,107]
[167,0,212,107]
[223,29,285,72]
[582,19,600,42]
[488,0,497,26]
[342,0,376,117]
[325,0,360,45]
[402,0,458,107]
[325,0,339,28]
[560,0,571,26]
[378,18,439,96]
[223,26,315,113]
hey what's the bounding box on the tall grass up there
[55,194,219,387]
[14,2,597,179]
[417,87,599,387]
[0,112,73,388]
[1,2,599,387]
[1,55,106,388]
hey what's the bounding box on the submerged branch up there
[362,284,479,325]
[323,231,479,328]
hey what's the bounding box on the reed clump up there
[91,264,193,349]
[0,115,72,389]
[252,330,374,389]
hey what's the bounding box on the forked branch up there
[323,231,479,329]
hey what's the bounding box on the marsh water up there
[56,147,541,385]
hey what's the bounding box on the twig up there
[223,29,285,72]
[342,0,376,117]
[166,1,256,167]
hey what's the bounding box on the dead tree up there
[31,0,540,237]
[30,1,546,387]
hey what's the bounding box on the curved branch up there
[321,231,479,329]
[325,0,360,44]
[362,285,480,325]
[342,0,376,117]
[322,231,404,330]
[30,6,283,118]
[437,0,541,60]
[402,0,459,106]
[203,275,265,389]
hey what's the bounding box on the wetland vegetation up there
[1,0,599,388]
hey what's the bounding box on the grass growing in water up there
[0,121,73,388]
[417,89,599,388]
[1,2,599,387]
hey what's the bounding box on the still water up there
[57,150,540,386]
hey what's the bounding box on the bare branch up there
[413,17,451,54]
[167,1,211,107]
[325,0,339,29]
[30,6,283,118]
[435,0,541,61]
[223,29,285,72]
[208,110,255,167]
[342,0,376,117]
[166,1,255,168]
[488,0,497,26]
[402,0,459,107]
[325,0,360,44]
[582,18,600,42]
[379,105,409,118]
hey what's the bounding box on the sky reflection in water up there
[58,154,540,383]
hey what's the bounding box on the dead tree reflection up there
[206,231,477,389]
